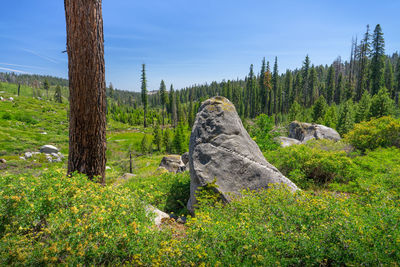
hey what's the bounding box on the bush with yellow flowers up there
[345,116,400,152]
[0,170,169,265]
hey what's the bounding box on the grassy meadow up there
[1,82,400,266]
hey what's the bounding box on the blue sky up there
[0,0,399,92]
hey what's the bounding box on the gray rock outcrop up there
[181,152,189,165]
[158,155,186,173]
[275,136,302,147]
[288,121,341,143]
[188,96,299,214]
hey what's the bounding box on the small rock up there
[46,155,53,162]
[106,166,111,170]
[20,156,26,160]
[145,205,170,226]
[52,157,62,163]
[275,136,302,147]
[40,145,59,154]
[0,96,3,101]
[51,152,59,158]
[158,155,185,173]
[57,152,64,159]
[40,132,47,135]
[9,97,14,101]
[24,152,33,158]
[0,159,6,163]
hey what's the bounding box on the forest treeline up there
[2,24,399,138]
[108,24,399,136]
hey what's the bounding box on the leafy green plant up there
[345,116,400,151]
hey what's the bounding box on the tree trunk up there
[64,0,107,184]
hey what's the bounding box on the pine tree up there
[140,134,150,154]
[246,64,257,117]
[54,85,62,103]
[288,101,301,121]
[308,66,318,106]
[141,64,148,128]
[152,123,162,151]
[355,91,371,123]
[159,80,167,129]
[323,105,338,129]
[326,65,335,105]
[65,0,107,183]
[396,58,400,105]
[43,79,49,99]
[265,62,273,116]
[272,57,279,114]
[337,100,354,135]
[356,25,370,101]
[259,58,266,113]
[369,87,394,119]
[301,55,310,106]
[384,60,395,98]
[172,123,185,154]
[163,128,172,153]
[188,91,195,127]
[334,72,344,104]
[370,24,385,95]
[284,70,293,113]
[312,96,327,123]
[169,85,177,127]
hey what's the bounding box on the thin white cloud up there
[0,62,46,70]
[22,49,58,64]
[0,67,30,74]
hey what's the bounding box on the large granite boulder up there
[188,97,299,214]
[288,121,341,143]
[158,155,186,173]
[275,136,302,147]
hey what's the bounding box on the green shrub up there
[1,112,12,120]
[266,143,355,188]
[345,116,400,151]
[124,171,190,215]
[14,112,38,125]
[0,171,162,265]
[162,186,400,266]
[250,114,279,151]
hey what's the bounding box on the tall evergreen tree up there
[152,123,162,151]
[54,85,62,103]
[308,66,318,106]
[43,79,49,99]
[334,72,344,104]
[159,80,167,128]
[141,64,148,128]
[326,65,336,105]
[384,60,395,98]
[369,87,394,119]
[356,25,370,101]
[284,70,293,113]
[312,96,327,123]
[64,0,107,183]
[272,57,279,114]
[396,58,400,105]
[370,24,385,95]
[288,101,301,122]
[259,58,266,113]
[301,55,311,106]
[169,84,177,128]
[355,91,371,123]
[337,100,354,135]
